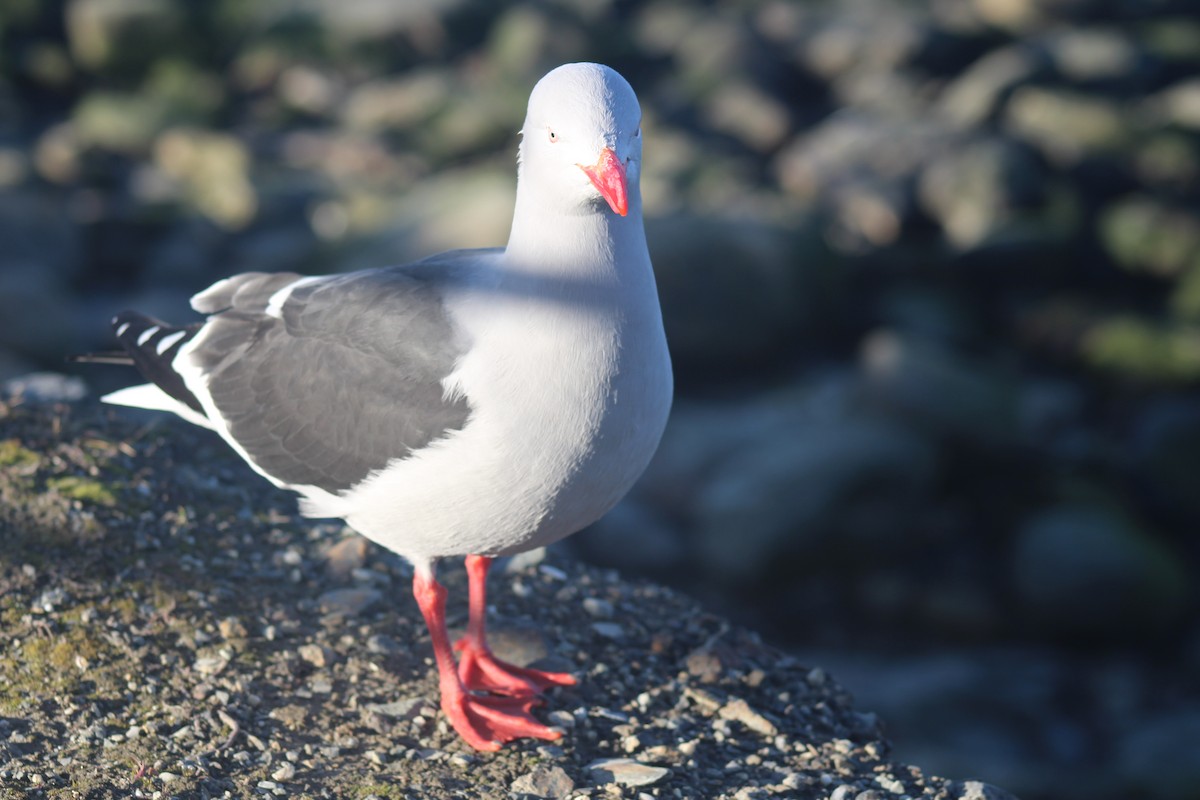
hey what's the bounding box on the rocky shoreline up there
[1,397,1015,799]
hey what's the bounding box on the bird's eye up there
[548,130,558,143]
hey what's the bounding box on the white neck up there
[504,173,648,282]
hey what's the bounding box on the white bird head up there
[518,63,643,218]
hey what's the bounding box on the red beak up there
[579,147,628,217]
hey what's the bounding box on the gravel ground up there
[0,396,1016,800]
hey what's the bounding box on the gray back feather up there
[189,266,471,494]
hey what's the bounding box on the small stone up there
[685,649,723,683]
[582,597,614,618]
[366,634,402,654]
[317,588,382,618]
[591,622,624,639]
[547,710,575,729]
[158,772,179,783]
[1005,87,1129,163]
[5,373,86,403]
[719,698,778,737]
[510,764,575,799]
[539,564,568,581]
[323,536,369,579]
[364,750,386,766]
[684,687,722,714]
[218,617,248,639]
[830,786,857,800]
[734,788,766,800]
[949,780,1020,800]
[365,698,424,720]
[271,762,295,781]
[487,625,552,667]
[269,704,309,730]
[298,643,335,668]
[193,655,229,676]
[504,547,547,573]
[587,758,671,788]
[875,774,905,794]
[31,587,67,613]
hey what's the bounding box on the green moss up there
[47,475,119,507]
[1099,196,1200,278]
[1084,317,1200,382]
[1172,264,1200,322]
[72,91,172,152]
[108,595,140,625]
[0,625,113,714]
[0,438,38,469]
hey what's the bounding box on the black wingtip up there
[108,311,207,415]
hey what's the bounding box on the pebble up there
[298,643,336,668]
[505,547,547,572]
[316,588,382,618]
[271,762,295,781]
[538,564,569,581]
[31,587,67,613]
[365,698,424,720]
[218,617,248,638]
[950,781,1020,800]
[719,698,778,737]
[830,785,858,800]
[547,710,575,729]
[875,774,905,794]
[366,634,402,654]
[510,764,575,799]
[323,536,369,578]
[684,687,723,714]
[686,649,723,683]
[586,758,671,788]
[582,597,614,618]
[591,622,625,639]
[192,656,229,676]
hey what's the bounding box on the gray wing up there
[185,263,473,495]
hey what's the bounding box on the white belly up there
[311,271,673,565]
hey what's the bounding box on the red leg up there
[454,554,577,696]
[412,567,562,751]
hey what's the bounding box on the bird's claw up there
[442,689,563,751]
[454,638,577,697]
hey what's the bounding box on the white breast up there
[307,252,672,564]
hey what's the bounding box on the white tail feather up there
[101,383,215,430]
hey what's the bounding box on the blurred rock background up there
[1,0,1198,797]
